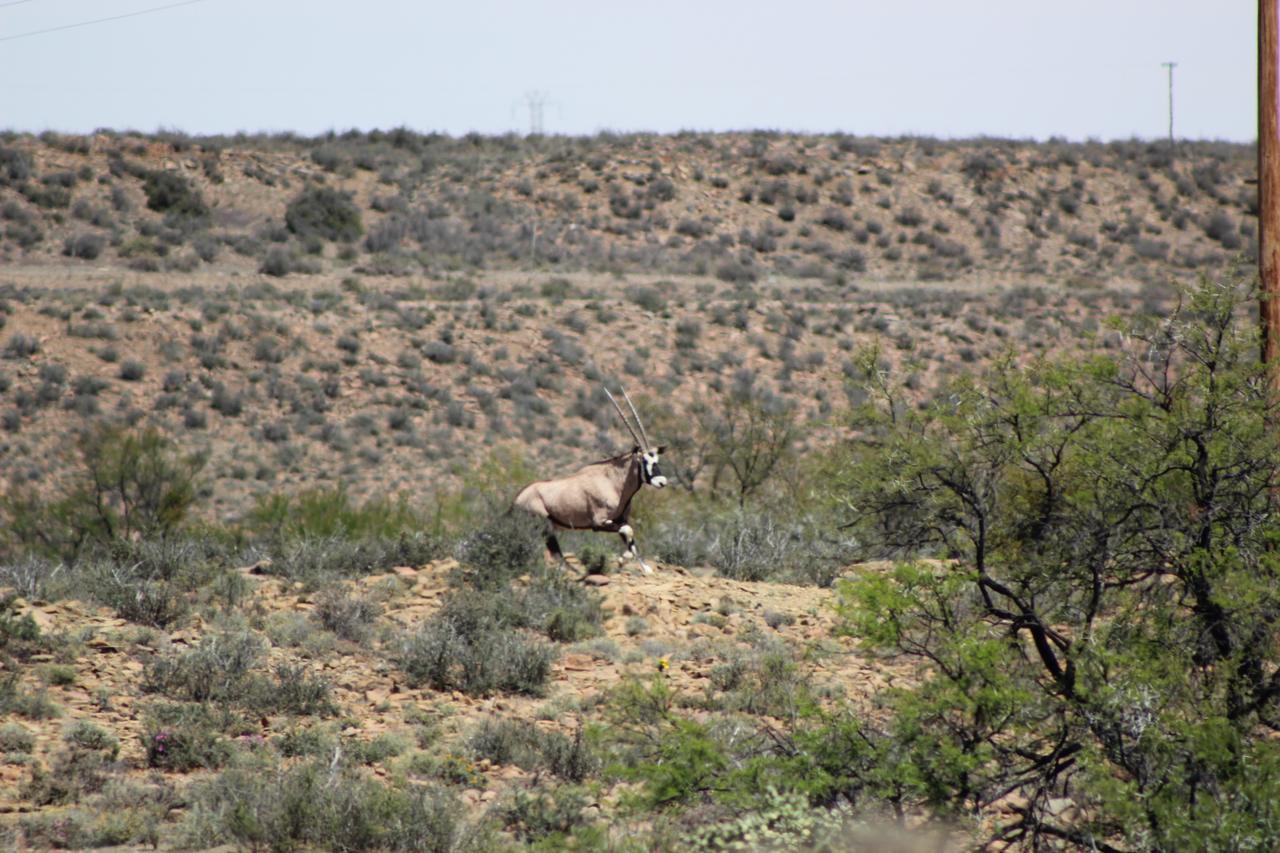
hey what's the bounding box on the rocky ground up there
[1,556,929,847]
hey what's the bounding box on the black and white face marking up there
[641,448,667,488]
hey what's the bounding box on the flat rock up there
[562,654,595,672]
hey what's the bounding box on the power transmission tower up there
[522,91,549,136]
[1162,61,1177,150]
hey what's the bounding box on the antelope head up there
[605,385,667,488]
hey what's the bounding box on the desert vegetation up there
[0,129,1269,850]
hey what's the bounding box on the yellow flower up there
[657,657,670,672]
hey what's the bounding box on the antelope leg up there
[618,524,654,575]
[547,530,578,574]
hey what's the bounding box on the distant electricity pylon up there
[522,91,550,135]
[1162,61,1177,149]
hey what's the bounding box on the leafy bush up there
[22,743,113,805]
[118,359,145,381]
[314,587,380,643]
[252,486,426,542]
[264,534,442,584]
[707,641,811,718]
[683,787,856,851]
[63,721,118,758]
[79,560,188,628]
[142,171,208,220]
[0,591,42,652]
[143,704,233,771]
[285,186,363,242]
[4,333,40,359]
[0,145,33,186]
[398,596,556,697]
[182,758,491,852]
[467,717,599,781]
[1204,210,1241,249]
[625,284,667,313]
[266,663,336,716]
[62,232,105,260]
[0,722,35,754]
[1,424,205,564]
[498,784,595,845]
[836,273,1280,848]
[453,511,545,589]
[260,245,295,276]
[144,630,263,703]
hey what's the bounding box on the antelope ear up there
[656,445,667,454]
[632,444,641,454]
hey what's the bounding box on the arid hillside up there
[0,130,1255,286]
[0,130,1251,516]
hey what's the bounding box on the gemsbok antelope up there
[514,386,667,573]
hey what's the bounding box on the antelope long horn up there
[621,387,651,450]
[604,387,643,448]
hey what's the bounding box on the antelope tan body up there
[513,386,667,573]
[515,450,646,531]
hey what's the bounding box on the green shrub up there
[22,720,122,805]
[707,642,811,719]
[715,260,757,284]
[0,145,33,186]
[0,668,61,719]
[20,182,71,208]
[314,587,380,642]
[836,273,1280,847]
[467,717,549,770]
[143,705,233,772]
[63,720,119,759]
[3,333,40,359]
[144,630,263,702]
[272,725,335,759]
[0,722,35,754]
[0,592,42,652]
[64,424,203,555]
[81,560,190,628]
[260,245,295,276]
[453,512,545,589]
[498,784,594,844]
[347,732,409,765]
[251,485,427,542]
[1204,210,1241,249]
[398,600,556,697]
[264,663,336,717]
[286,186,363,242]
[471,719,601,783]
[118,359,145,381]
[62,232,106,259]
[22,747,111,805]
[41,663,77,686]
[265,534,442,584]
[524,568,603,642]
[625,284,668,313]
[142,170,208,220]
[182,758,490,852]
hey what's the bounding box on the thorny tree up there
[837,273,1280,849]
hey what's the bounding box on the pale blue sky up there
[0,0,1256,141]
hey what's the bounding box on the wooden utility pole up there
[1163,61,1177,151]
[1262,0,1280,385]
